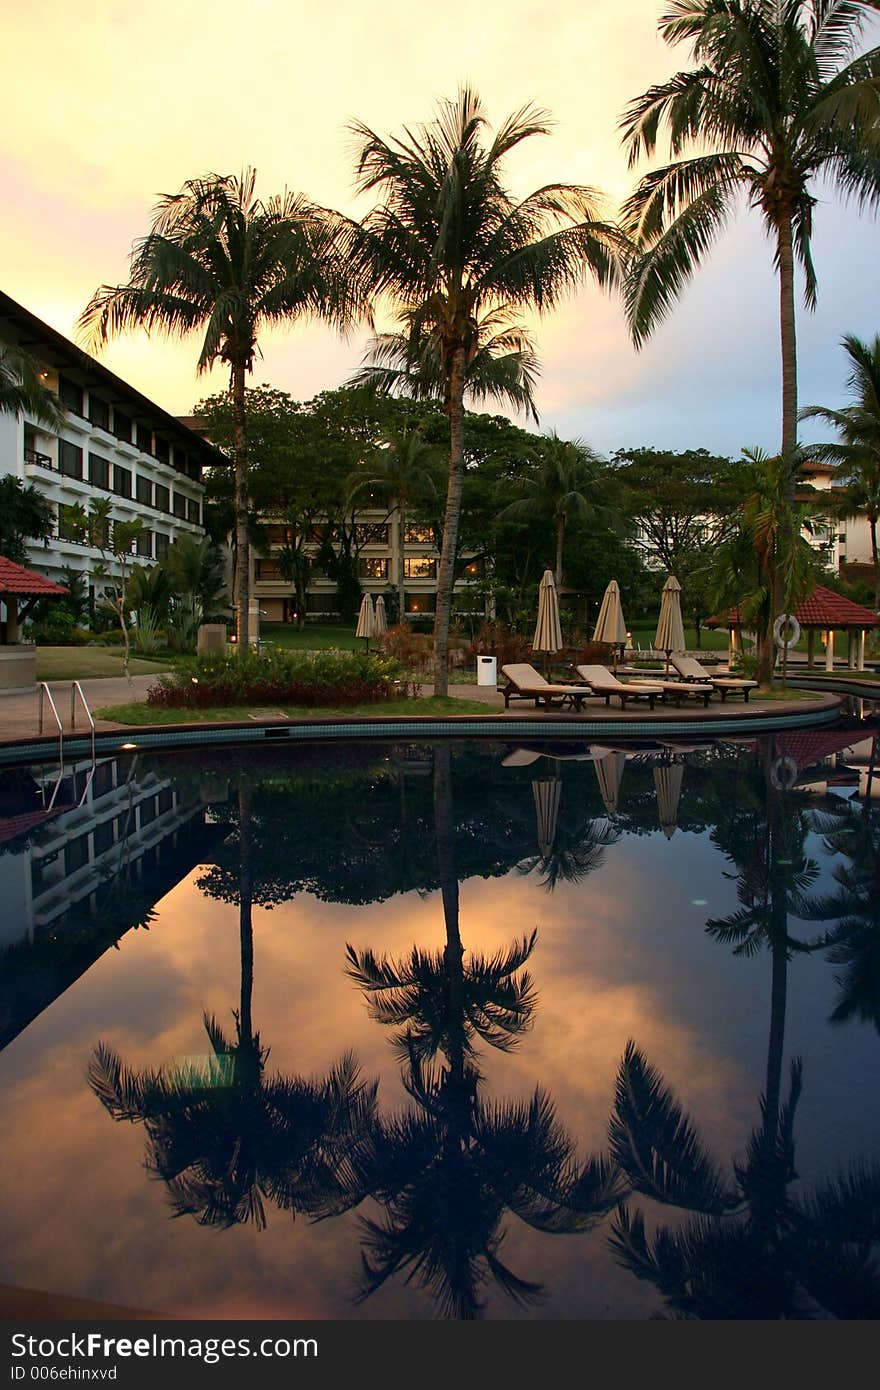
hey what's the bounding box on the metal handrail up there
[70,680,96,765]
[37,682,63,762]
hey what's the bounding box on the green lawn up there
[259,622,363,652]
[627,623,730,652]
[95,694,492,725]
[36,647,173,681]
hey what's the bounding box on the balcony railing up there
[24,447,55,471]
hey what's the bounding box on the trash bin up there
[476,654,497,687]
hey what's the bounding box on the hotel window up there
[88,395,110,431]
[88,453,110,489]
[358,557,389,580]
[187,498,201,526]
[405,593,436,614]
[309,522,334,544]
[136,475,153,506]
[155,437,170,465]
[404,523,435,544]
[58,503,82,541]
[114,409,132,443]
[93,819,115,857]
[114,464,132,499]
[65,834,90,876]
[265,524,291,547]
[155,483,170,513]
[173,492,187,519]
[404,557,436,579]
[136,530,152,558]
[138,796,157,828]
[136,423,153,454]
[460,558,483,578]
[59,440,84,480]
[58,376,84,417]
[157,787,174,816]
[173,446,188,474]
[355,522,390,545]
[154,532,169,560]
[255,559,283,580]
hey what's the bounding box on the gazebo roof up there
[0,555,68,599]
[710,585,877,630]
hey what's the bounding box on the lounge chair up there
[575,664,664,710]
[500,663,593,711]
[669,653,758,702]
[626,677,714,707]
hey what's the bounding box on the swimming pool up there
[1,730,878,1319]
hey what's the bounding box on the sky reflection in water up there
[0,734,878,1319]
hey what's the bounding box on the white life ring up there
[773,613,801,651]
[770,755,798,791]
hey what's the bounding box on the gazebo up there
[710,584,877,671]
[0,555,69,691]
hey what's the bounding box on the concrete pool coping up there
[0,677,849,765]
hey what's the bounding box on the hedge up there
[147,648,409,709]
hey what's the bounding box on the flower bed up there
[147,649,409,709]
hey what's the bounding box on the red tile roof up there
[711,585,877,629]
[774,730,867,773]
[0,555,68,598]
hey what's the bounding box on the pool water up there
[1,732,879,1320]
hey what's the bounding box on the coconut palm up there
[342,746,624,1316]
[89,776,377,1228]
[344,87,628,695]
[79,169,359,648]
[0,342,64,427]
[498,432,616,588]
[800,334,880,611]
[347,424,442,621]
[621,0,880,472]
[608,1042,880,1318]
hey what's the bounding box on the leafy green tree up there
[0,476,55,566]
[800,333,880,611]
[68,497,144,683]
[344,87,627,694]
[499,433,617,588]
[164,533,227,615]
[0,343,64,427]
[621,0,880,474]
[80,169,359,648]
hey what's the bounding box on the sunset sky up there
[2,0,878,456]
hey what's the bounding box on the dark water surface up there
[1,731,879,1320]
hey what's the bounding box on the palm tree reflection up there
[89,773,377,1229]
[344,746,623,1317]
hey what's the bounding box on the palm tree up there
[342,746,624,1315]
[344,87,628,695]
[347,424,442,621]
[0,342,64,427]
[499,432,615,588]
[800,334,880,611]
[89,775,377,1228]
[608,1042,880,1318]
[621,1,880,473]
[78,169,359,648]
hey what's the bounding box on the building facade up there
[0,291,216,603]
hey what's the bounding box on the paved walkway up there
[0,672,853,748]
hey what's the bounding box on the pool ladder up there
[38,681,97,809]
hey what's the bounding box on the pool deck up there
[0,671,865,764]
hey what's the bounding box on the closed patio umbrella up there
[654,761,684,840]
[532,778,562,858]
[655,575,686,672]
[533,569,563,675]
[356,593,375,649]
[593,579,627,669]
[374,593,388,637]
[594,750,626,816]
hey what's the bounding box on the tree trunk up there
[232,360,250,651]
[434,745,465,1087]
[398,499,406,625]
[870,513,879,615]
[555,514,565,590]
[433,349,467,698]
[777,209,798,496]
[237,776,254,1048]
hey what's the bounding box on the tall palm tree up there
[0,342,64,427]
[89,775,377,1228]
[344,87,628,695]
[79,169,359,647]
[499,432,615,588]
[621,1,880,472]
[347,424,442,621]
[800,333,880,610]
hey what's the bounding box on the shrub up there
[378,622,432,673]
[27,609,84,646]
[147,648,408,709]
[463,620,531,668]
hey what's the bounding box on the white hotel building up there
[0,290,218,597]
